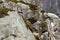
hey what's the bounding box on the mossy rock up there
[10,0,38,10]
[19,1,38,10]
[0,8,14,18]
[26,3,38,10]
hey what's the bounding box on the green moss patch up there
[0,8,14,18]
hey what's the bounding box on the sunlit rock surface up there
[0,11,36,40]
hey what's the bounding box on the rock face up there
[0,11,36,40]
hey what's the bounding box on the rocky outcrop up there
[0,11,36,40]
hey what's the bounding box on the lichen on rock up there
[0,11,36,40]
